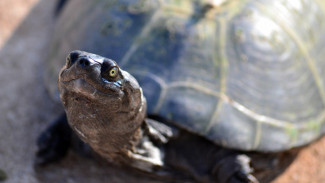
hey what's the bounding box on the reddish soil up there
[272,137,325,183]
[0,0,39,48]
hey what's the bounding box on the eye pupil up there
[109,67,118,77]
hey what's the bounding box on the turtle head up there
[58,51,146,156]
[58,50,144,113]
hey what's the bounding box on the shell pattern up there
[46,0,325,152]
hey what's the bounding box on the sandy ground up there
[0,0,325,183]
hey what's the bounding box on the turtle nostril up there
[84,60,90,66]
[69,50,81,65]
[78,58,90,68]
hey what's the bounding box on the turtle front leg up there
[143,118,175,144]
[127,136,164,172]
[126,118,175,173]
[35,113,72,165]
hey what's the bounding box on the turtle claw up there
[35,114,72,165]
[234,155,259,183]
[213,154,259,183]
[144,118,175,145]
[229,171,258,183]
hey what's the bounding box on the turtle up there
[36,0,325,182]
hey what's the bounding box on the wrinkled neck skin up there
[59,67,147,163]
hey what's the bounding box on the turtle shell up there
[46,0,325,152]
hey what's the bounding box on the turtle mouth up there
[59,69,124,100]
[62,78,97,96]
[58,60,125,101]
[60,76,123,97]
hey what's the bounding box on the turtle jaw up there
[59,70,125,106]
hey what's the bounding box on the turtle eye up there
[108,67,118,78]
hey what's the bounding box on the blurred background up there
[0,0,325,182]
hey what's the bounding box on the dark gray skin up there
[36,51,296,183]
